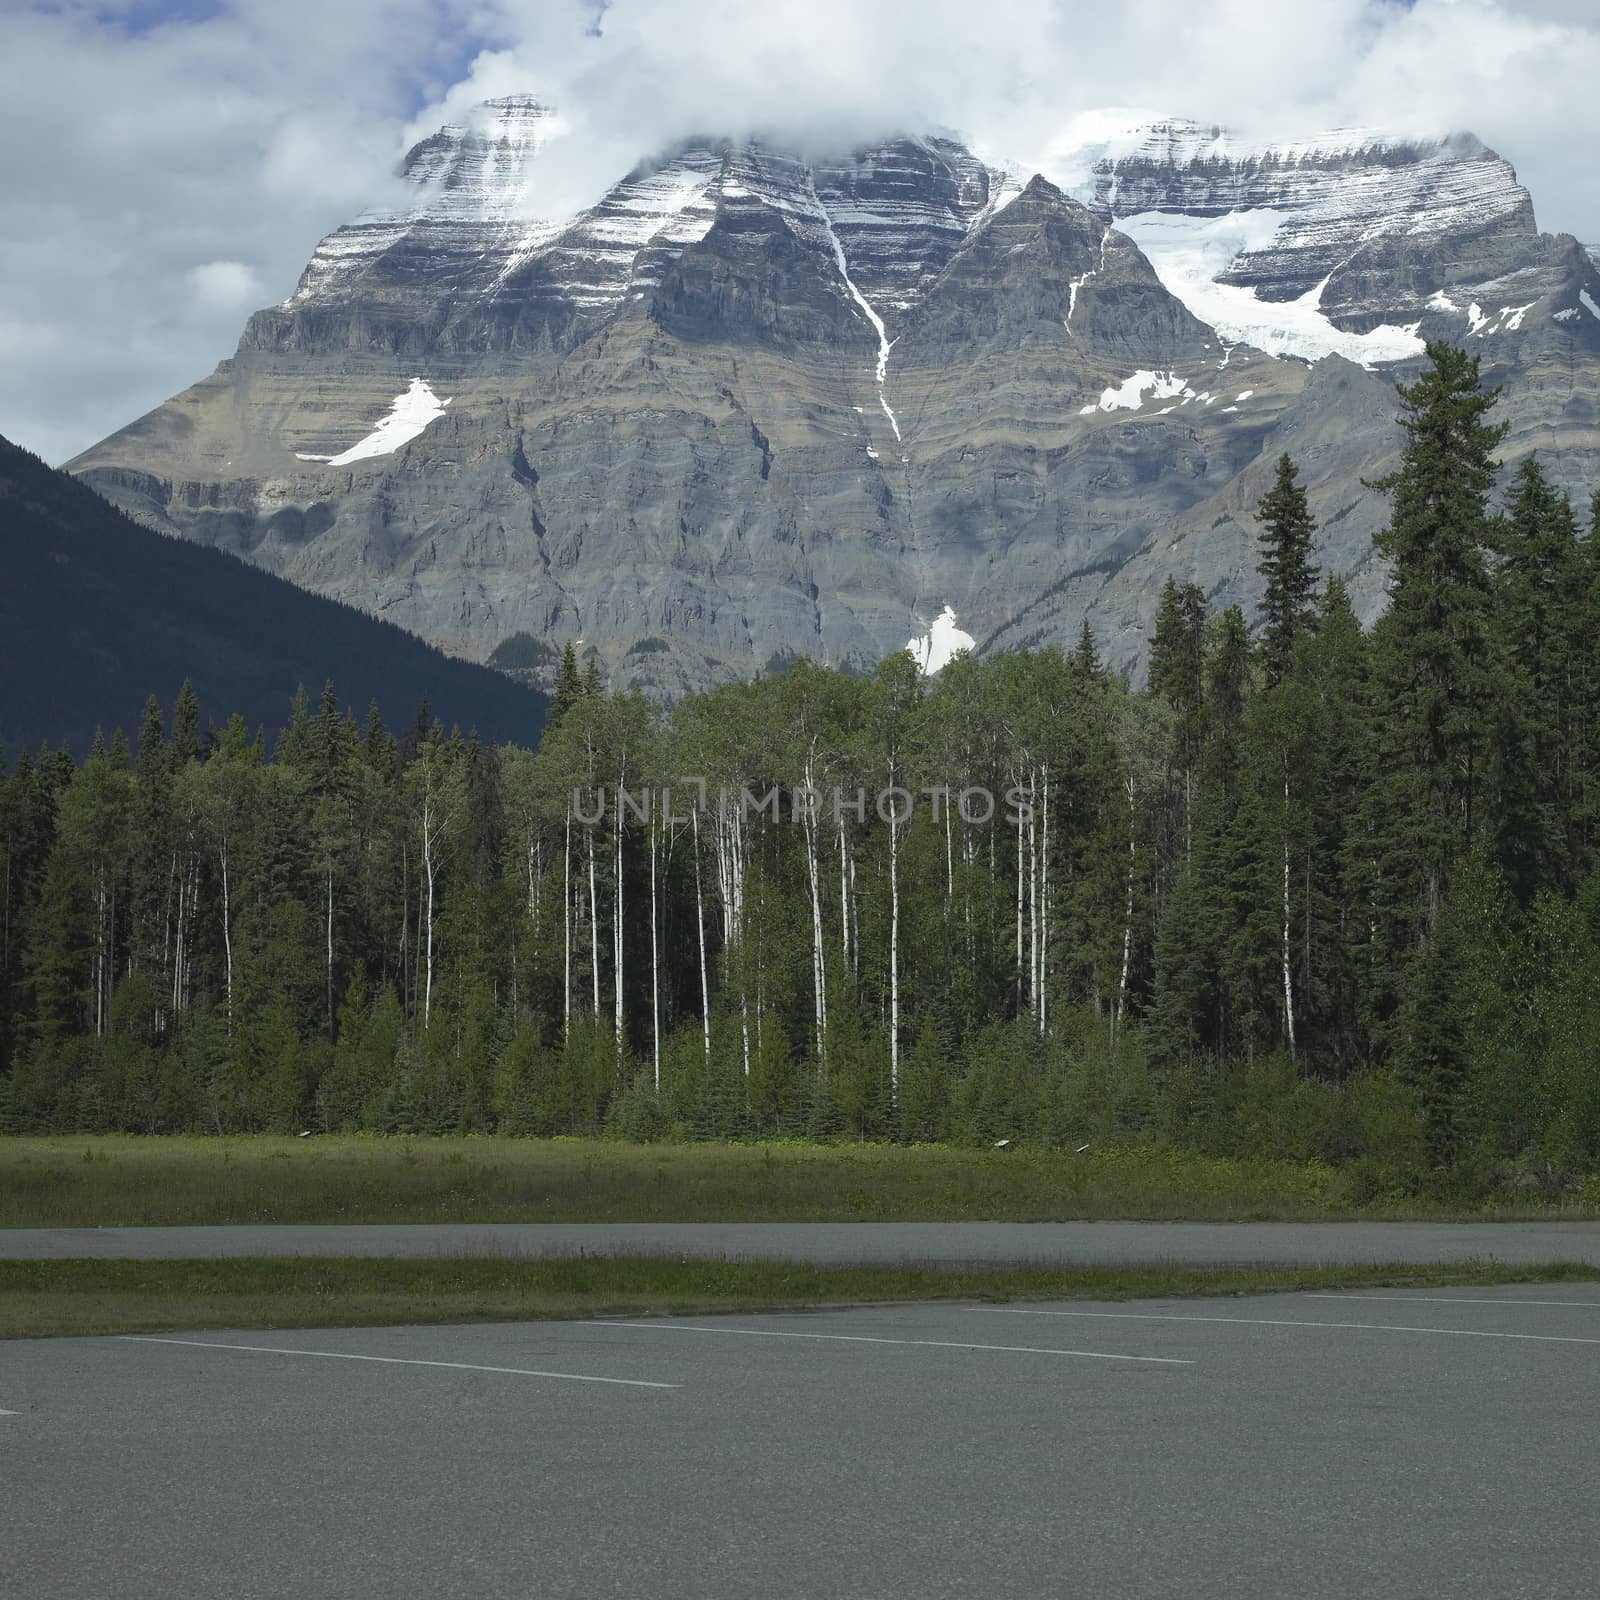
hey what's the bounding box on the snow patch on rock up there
[1581,289,1600,324]
[1466,299,1538,336]
[296,378,451,466]
[1081,370,1193,414]
[905,605,975,675]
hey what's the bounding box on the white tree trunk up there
[93,862,106,1038]
[325,867,335,1038]
[848,848,859,980]
[1282,764,1297,1059]
[422,792,437,1026]
[944,788,954,900]
[613,789,624,1057]
[218,837,233,1037]
[650,810,661,1092]
[692,805,711,1062]
[888,792,901,1105]
[803,753,828,1064]
[838,811,851,975]
[587,827,600,1020]
[562,805,572,1041]
[398,839,409,1017]
[1039,768,1050,1035]
[1027,768,1039,1022]
[1115,773,1135,1034]
[1015,778,1025,1011]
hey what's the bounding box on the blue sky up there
[3,0,1599,465]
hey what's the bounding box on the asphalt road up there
[5,1217,1600,1265]
[7,1282,1600,1598]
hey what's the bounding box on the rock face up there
[1047,119,1535,321]
[69,99,1600,690]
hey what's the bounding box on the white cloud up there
[3,0,1598,465]
[0,0,480,464]
[185,260,264,313]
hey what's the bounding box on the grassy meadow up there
[5,1134,1600,1229]
[6,1256,1596,1340]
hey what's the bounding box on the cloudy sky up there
[4,0,1600,464]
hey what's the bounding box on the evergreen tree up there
[544,644,584,739]
[1149,578,1206,710]
[171,681,200,770]
[5,351,1599,1175]
[1149,578,1209,864]
[128,696,172,1035]
[1364,343,1504,1067]
[1071,618,1102,680]
[1254,453,1320,687]
[1490,457,1585,900]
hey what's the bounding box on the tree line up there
[4,344,1600,1183]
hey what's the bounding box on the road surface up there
[6,1282,1598,1597]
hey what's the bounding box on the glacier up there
[1114,211,1426,367]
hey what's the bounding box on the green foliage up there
[2,348,1599,1190]
[1255,453,1320,687]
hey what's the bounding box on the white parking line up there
[579,1321,1192,1364]
[994,1309,1600,1346]
[119,1336,678,1388]
[1305,1294,1600,1308]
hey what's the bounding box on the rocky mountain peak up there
[1036,114,1543,341]
[67,99,1600,699]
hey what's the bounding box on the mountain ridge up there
[0,433,548,753]
[66,103,1600,692]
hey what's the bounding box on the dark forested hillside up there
[4,348,1600,1189]
[0,434,547,753]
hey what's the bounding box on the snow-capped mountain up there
[70,100,1600,690]
[1029,113,1593,367]
[264,98,1022,366]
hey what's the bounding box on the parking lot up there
[6,1282,1599,1597]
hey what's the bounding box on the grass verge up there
[8,1134,1598,1226]
[5,1256,1595,1340]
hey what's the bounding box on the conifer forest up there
[5,347,1600,1182]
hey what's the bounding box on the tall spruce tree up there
[1368,343,1504,934]
[1149,578,1209,860]
[544,644,584,740]
[1071,618,1102,680]
[1362,343,1504,1101]
[1304,577,1370,1070]
[1254,454,1320,687]
[1490,457,1575,900]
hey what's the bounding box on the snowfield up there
[296,378,451,466]
[906,606,976,675]
[1081,370,1194,414]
